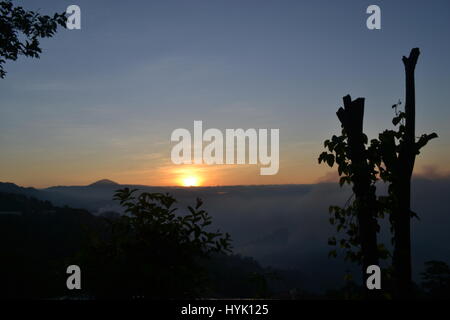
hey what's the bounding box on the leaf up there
[326,154,335,167]
[318,151,328,164]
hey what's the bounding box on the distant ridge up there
[88,179,120,187]
[0,182,40,195]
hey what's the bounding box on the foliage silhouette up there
[77,188,232,299]
[0,0,66,78]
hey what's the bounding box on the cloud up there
[414,165,450,180]
[315,170,339,183]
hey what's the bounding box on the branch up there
[402,48,420,72]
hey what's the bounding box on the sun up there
[181,176,200,187]
[172,167,205,186]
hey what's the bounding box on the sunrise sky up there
[1,0,450,188]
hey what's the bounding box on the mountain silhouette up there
[88,179,120,187]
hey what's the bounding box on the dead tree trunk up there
[392,48,420,299]
[337,95,379,299]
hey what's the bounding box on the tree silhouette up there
[377,49,437,298]
[320,48,437,299]
[319,95,384,299]
[0,0,66,78]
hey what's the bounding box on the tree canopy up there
[0,0,66,78]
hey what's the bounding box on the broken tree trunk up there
[337,95,379,299]
[392,48,421,299]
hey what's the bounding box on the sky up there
[1,0,450,187]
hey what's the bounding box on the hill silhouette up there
[88,179,120,187]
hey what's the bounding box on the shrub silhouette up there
[78,188,232,299]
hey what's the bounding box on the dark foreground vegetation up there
[0,192,448,300]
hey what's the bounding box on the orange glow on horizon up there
[169,165,207,187]
[181,176,200,187]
